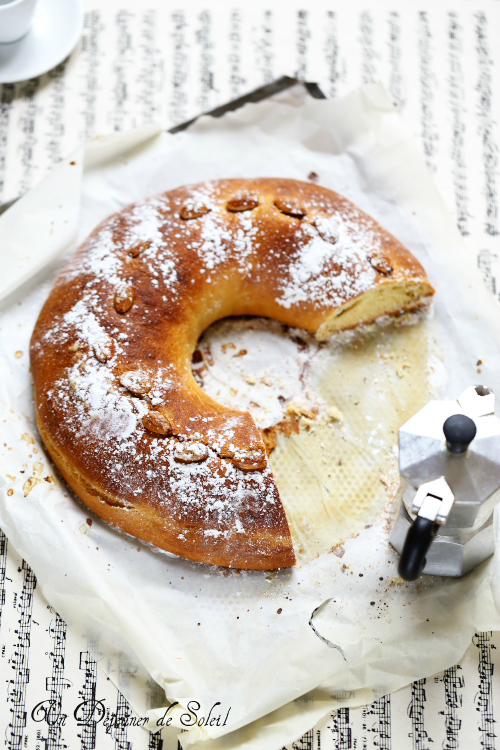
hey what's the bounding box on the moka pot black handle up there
[398,516,437,581]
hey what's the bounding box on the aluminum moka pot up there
[390,385,500,580]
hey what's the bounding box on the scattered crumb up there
[380,474,389,488]
[261,426,278,455]
[23,463,46,496]
[287,401,317,420]
[326,405,343,423]
[396,361,411,378]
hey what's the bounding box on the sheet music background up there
[1,1,499,748]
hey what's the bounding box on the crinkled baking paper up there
[1,84,500,750]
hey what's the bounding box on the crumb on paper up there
[396,361,411,378]
[380,474,389,488]
[22,462,55,496]
[389,577,404,587]
[326,405,343,423]
[286,401,318,420]
[15,351,23,359]
[23,476,42,497]
[331,544,345,558]
[261,426,278,455]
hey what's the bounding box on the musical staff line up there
[473,631,497,750]
[0,528,8,627]
[441,664,464,749]
[6,560,37,750]
[37,611,70,750]
[78,649,99,750]
[409,679,431,750]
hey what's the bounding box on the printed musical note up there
[418,12,439,174]
[287,727,313,750]
[408,678,433,750]
[473,632,497,750]
[448,12,470,237]
[440,665,464,749]
[6,560,37,750]
[359,11,377,85]
[477,249,498,296]
[78,650,99,750]
[474,13,499,238]
[35,611,69,749]
[387,11,405,111]
[113,691,133,749]
[329,707,352,750]
[0,529,7,619]
[169,10,189,125]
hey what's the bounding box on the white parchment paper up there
[1,84,500,750]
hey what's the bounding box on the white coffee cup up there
[0,0,38,44]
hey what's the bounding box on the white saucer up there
[0,0,83,84]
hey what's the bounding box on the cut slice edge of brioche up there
[316,280,435,341]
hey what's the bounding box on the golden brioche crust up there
[30,178,434,569]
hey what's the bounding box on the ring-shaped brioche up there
[31,178,434,569]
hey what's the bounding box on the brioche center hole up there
[191,317,322,432]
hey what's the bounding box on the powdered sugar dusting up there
[277,215,378,309]
[64,225,124,290]
[62,359,149,440]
